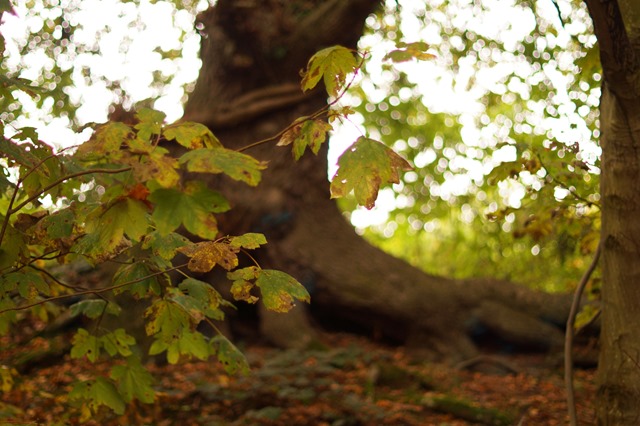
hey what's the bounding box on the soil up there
[1,325,596,425]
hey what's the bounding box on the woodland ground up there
[1,320,596,426]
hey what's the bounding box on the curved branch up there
[564,242,601,426]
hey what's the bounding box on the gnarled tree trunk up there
[181,0,574,360]
[585,0,640,423]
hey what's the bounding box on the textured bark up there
[181,0,575,359]
[585,0,640,424]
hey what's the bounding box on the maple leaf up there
[330,137,412,209]
[210,334,250,375]
[278,118,332,160]
[134,108,165,142]
[148,181,228,239]
[110,356,155,404]
[112,262,162,299]
[384,41,436,63]
[69,378,126,415]
[74,122,133,160]
[255,270,310,313]
[300,45,358,97]
[179,147,267,186]
[228,233,267,250]
[178,241,239,273]
[164,121,222,149]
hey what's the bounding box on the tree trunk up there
[585,0,640,423]
[181,0,574,359]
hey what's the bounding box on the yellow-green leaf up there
[330,137,412,209]
[228,233,267,250]
[148,182,228,239]
[110,356,155,404]
[135,108,165,142]
[301,45,358,97]
[210,334,249,375]
[75,122,133,160]
[164,121,221,149]
[179,148,267,186]
[255,269,310,313]
[69,377,125,415]
[383,41,435,63]
[279,118,332,160]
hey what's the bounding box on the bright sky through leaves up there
[0,0,599,230]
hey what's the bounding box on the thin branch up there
[0,263,189,315]
[10,166,131,214]
[536,153,600,209]
[28,264,89,292]
[236,53,366,154]
[565,242,601,426]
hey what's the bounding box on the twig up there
[565,242,601,426]
[0,263,188,315]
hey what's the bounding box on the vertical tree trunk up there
[584,0,640,423]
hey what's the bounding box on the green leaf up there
[487,161,522,184]
[255,270,310,313]
[228,233,267,250]
[0,138,40,168]
[145,299,192,338]
[301,45,358,97]
[2,270,49,299]
[135,108,165,142]
[178,241,239,273]
[37,208,75,240]
[278,118,332,160]
[210,334,250,375]
[173,330,210,363]
[109,198,150,242]
[142,231,190,259]
[227,266,260,282]
[70,329,100,362]
[0,298,17,335]
[0,0,17,18]
[112,262,161,299]
[178,278,227,319]
[74,122,133,160]
[228,266,260,304]
[0,223,27,269]
[74,200,143,260]
[230,279,258,304]
[100,329,136,358]
[330,137,412,209]
[383,41,435,63]
[164,122,221,149]
[69,377,126,415]
[148,181,228,239]
[69,299,121,319]
[179,148,267,186]
[110,356,155,404]
[130,152,180,188]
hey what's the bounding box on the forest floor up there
[1,328,596,426]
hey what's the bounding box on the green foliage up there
[331,137,412,209]
[1,33,414,416]
[300,45,359,97]
[69,377,126,416]
[347,0,601,292]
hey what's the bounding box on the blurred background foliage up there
[336,0,601,293]
[1,0,602,293]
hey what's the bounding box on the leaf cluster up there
[0,37,424,417]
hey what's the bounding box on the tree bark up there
[584,0,640,423]
[181,0,575,359]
